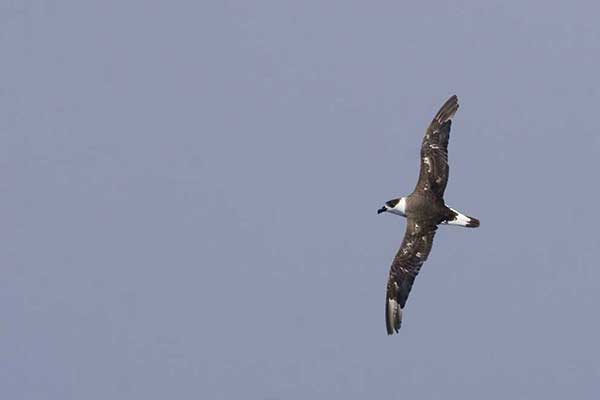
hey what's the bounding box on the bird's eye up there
[386,199,400,208]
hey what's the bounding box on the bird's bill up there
[377,206,387,214]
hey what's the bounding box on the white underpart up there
[443,207,472,227]
[388,197,407,217]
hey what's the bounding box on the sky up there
[1,1,600,399]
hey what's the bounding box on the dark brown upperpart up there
[404,191,449,225]
[414,95,458,198]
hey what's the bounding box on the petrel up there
[377,95,479,335]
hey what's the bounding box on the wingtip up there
[443,95,459,108]
[386,297,402,335]
[446,94,459,106]
[434,95,459,124]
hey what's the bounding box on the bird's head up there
[377,197,407,217]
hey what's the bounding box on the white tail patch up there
[443,207,480,228]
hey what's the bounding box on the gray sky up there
[2,1,599,399]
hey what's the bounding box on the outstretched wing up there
[386,219,438,334]
[414,95,459,198]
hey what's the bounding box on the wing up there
[385,219,438,334]
[414,95,459,198]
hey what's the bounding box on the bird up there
[377,95,479,335]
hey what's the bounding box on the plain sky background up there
[2,1,600,399]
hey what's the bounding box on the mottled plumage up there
[378,95,480,334]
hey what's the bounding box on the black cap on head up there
[386,199,400,208]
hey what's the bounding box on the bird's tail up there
[443,207,480,228]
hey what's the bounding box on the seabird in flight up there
[377,95,480,335]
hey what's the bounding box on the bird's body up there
[378,95,479,335]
